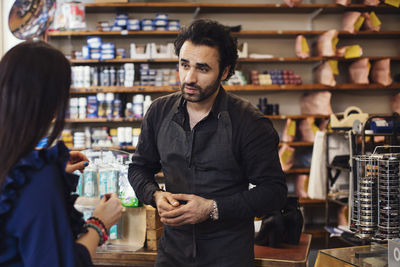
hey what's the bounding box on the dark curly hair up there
[174,19,238,81]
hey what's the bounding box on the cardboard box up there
[145,205,163,230]
[146,227,163,251]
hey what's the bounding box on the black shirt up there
[128,87,287,220]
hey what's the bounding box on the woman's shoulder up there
[0,142,76,238]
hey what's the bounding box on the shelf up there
[48,30,400,39]
[279,141,314,147]
[84,3,400,14]
[224,83,400,92]
[70,58,179,64]
[69,146,136,151]
[266,114,329,119]
[299,198,325,205]
[285,168,310,174]
[70,83,400,94]
[47,30,179,37]
[70,85,178,94]
[70,56,400,65]
[65,118,143,123]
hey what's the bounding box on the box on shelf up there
[145,205,163,250]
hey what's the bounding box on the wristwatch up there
[210,200,219,221]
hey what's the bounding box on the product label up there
[354,16,365,32]
[328,60,339,75]
[344,45,362,59]
[385,0,400,8]
[301,36,309,53]
[370,12,382,27]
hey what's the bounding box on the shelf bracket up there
[308,8,323,31]
[192,7,200,20]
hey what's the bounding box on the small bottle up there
[78,97,87,119]
[125,102,133,118]
[109,66,116,86]
[103,67,110,86]
[132,94,144,119]
[105,93,114,119]
[143,95,152,116]
[91,66,99,86]
[97,93,106,118]
[117,67,125,86]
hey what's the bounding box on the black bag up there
[254,196,303,248]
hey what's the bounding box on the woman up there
[0,40,123,266]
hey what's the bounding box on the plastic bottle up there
[143,95,152,116]
[105,93,114,119]
[78,97,87,119]
[97,93,106,118]
[113,95,121,118]
[125,102,133,119]
[132,94,144,118]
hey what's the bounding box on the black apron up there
[155,95,254,267]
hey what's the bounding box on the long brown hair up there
[0,41,71,188]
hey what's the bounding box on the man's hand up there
[154,190,181,216]
[65,151,89,173]
[158,194,214,226]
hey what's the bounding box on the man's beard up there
[180,78,221,103]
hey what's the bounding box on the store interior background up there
[1,0,399,265]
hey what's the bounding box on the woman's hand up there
[65,151,89,173]
[92,193,124,229]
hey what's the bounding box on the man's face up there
[178,41,228,103]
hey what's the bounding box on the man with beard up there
[128,19,287,267]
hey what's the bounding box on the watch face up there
[9,0,56,40]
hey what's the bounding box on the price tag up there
[121,30,128,35]
[385,0,400,7]
[370,12,382,27]
[332,37,339,51]
[328,60,339,75]
[281,148,294,164]
[354,16,365,32]
[344,45,362,59]
[288,120,296,137]
[301,36,310,53]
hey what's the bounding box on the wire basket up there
[352,146,400,241]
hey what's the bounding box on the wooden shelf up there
[70,83,400,94]
[266,114,329,119]
[279,142,314,147]
[48,30,400,39]
[299,198,325,205]
[69,146,136,151]
[70,85,179,94]
[285,168,310,174]
[65,118,143,123]
[84,3,400,14]
[47,30,179,37]
[233,30,400,38]
[225,83,400,92]
[70,56,400,64]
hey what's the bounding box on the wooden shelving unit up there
[83,2,400,14]
[69,83,400,94]
[48,30,400,39]
[70,56,400,64]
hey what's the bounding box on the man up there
[129,19,287,267]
